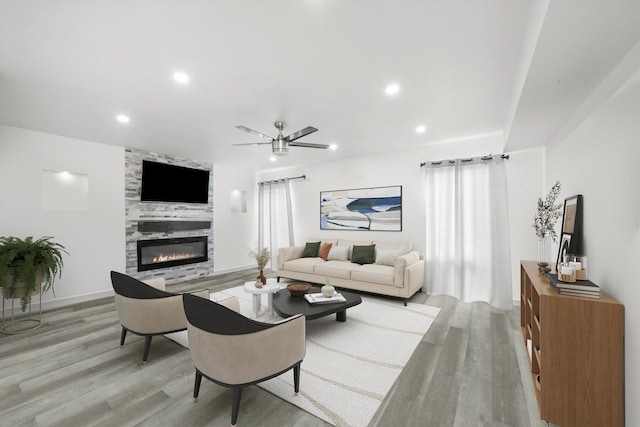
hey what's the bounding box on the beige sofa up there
[277,238,424,305]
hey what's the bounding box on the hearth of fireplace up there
[137,236,208,271]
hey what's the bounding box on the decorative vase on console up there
[533,181,562,274]
[537,236,550,272]
[248,244,271,289]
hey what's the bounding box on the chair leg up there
[120,326,127,346]
[231,387,243,426]
[293,363,301,395]
[193,371,203,402]
[142,335,152,363]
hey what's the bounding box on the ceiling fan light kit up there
[234,121,329,156]
[272,138,288,156]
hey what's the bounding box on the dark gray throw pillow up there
[351,244,376,265]
[302,241,321,258]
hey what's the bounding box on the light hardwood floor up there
[0,270,547,426]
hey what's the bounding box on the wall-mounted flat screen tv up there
[140,160,210,204]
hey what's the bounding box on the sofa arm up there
[393,251,421,287]
[278,246,304,270]
[404,259,425,291]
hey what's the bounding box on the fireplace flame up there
[152,252,200,263]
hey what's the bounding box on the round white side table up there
[243,279,280,318]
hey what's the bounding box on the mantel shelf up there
[138,220,211,233]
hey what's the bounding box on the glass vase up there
[537,237,550,271]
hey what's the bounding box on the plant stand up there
[1,286,42,335]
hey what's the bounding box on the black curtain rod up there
[258,174,306,185]
[420,153,509,167]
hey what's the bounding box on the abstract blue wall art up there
[320,186,402,231]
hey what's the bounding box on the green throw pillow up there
[351,244,375,265]
[302,241,321,258]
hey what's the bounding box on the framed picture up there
[320,185,402,231]
[562,196,579,234]
[556,194,583,271]
[556,233,572,271]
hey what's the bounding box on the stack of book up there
[555,280,600,299]
[304,292,346,304]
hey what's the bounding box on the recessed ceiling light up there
[385,83,400,96]
[416,125,427,134]
[329,144,338,150]
[116,115,130,123]
[269,156,277,162]
[173,72,190,84]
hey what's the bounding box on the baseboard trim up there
[2,289,115,313]
[3,267,259,313]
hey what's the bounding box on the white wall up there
[212,164,258,273]
[0,125,125,309]
[505,147,546,302]
[0,125,264,312]
[546,72,640,426]
[260,134,504,254]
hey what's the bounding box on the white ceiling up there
[1,0,640,170]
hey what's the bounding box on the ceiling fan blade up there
[288,141,329,149]
[232,142,273,146]
[235,125,274,140]
[284,126,318,142]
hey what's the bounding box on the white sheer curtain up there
[258,179,295,270]
[424,157,512,310]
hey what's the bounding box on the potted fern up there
[0,236,68,311]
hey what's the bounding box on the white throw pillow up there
[327,245,349,261]
[375,248,401,266]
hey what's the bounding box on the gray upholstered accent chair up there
[110,271,209,363]
[182,293,306,427]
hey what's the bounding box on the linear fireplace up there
[137,236,208,272]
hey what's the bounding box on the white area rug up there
[165,285,440,427]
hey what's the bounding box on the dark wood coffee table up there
[272,286,362,322]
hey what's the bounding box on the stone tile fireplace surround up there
[125,149,213,283]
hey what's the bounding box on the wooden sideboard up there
[520,260,624,427]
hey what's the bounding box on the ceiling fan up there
[233,121,329,156]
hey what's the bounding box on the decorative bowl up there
[287,283,311,297]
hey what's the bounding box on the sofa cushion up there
[308,238,338,246]
[374,241,412,255]
[314,260,354,279]
[351,264,395,286]
[283,257,325,274]
[337,239,373,259]
[318,243,332,260]
[302,241,321,257]
[375,248,402,266]
[352,244,376,265]
[327,245,349,261]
